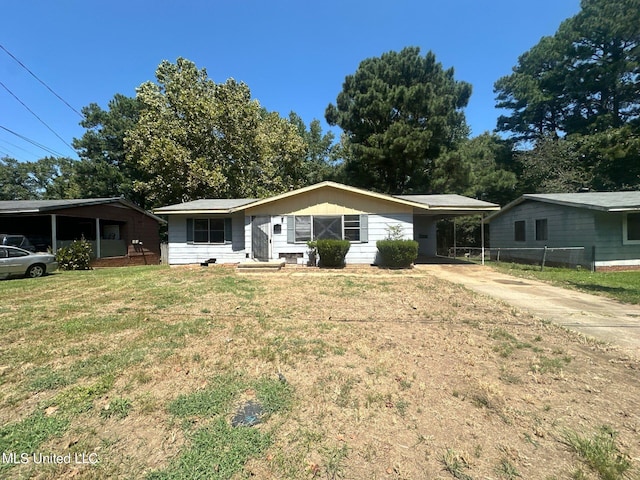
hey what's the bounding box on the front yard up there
[488,262,640,304]
[0,266,638,479]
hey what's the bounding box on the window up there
[294,216,311,242]
[288,215,367,243]
[535,219,548,241]
[624,213,640,244]
[514,220,526,242]
[313,216,342,240]
[187,218,231,244]
[344,215,361,241]
[8,248,28,257]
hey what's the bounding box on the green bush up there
[55,237,93,270]
[316,239,350,268]
[376,239,418,268]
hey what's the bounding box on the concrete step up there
[237,261,286,272]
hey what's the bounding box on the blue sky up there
[1,0,581,162]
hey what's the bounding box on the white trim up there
[594,259,640,267]
[623,213,640,245]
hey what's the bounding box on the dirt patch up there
[1,266,639,479]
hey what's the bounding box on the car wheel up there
[27,264,45,278]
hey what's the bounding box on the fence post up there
[541,245,548,271]
[496,248,500,262]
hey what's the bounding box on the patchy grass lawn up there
[488,262,640,304]
[0,265,639,479]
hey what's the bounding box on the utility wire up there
[0,136,40,158]
[0,125,66,157]
[0,80,75,153]
[0,43,83,118]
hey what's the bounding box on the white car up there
[0,246,58,279]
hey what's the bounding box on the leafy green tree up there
[515,127,640,193]
[515,136,593,193]
[126,58,306,207]
[458,133,518,204]
[73,94,145,204]
[0,157,32,199]
[571,126,640,190]
[495,0,640,140]
[0,156,79,200]
[288,113,338,184]
[494,35,567,141]
[326,47,472,194]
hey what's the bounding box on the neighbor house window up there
[624,213,640,244]
[288,215,368,243]
[535,219,548,241]
[187,218,231,244]
[514,220,526,242]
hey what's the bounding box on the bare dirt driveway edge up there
[419,263,640,358]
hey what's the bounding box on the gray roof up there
[485,191,640,223]
[395,194,499,209]
[523,192,640,211]
[153,183,500,215]
[154,198,258,213]
[0,198,165,223]
[0,198,121,213]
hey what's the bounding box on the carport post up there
[453,217,457,259]
[480,213,485,265]
[95,218,101,258]
[51,214,57,253]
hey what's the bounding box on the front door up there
[252,216,270,261]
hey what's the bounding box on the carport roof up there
[0,198,165,223]
[395,194,499,210]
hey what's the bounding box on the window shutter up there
[224,218,233,243]
[186,218,193,243]
[360,214,368,243]
[286,216,294,243]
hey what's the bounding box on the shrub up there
[376,239,418,268]
[316,239,350,268]
[55,237,93,270]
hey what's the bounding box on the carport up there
[393,194,500,264]
[0,198,165,265]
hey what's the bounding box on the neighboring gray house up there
[154,181,499,266]
[486,192,640,270]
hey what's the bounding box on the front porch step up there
[237,260,286,272]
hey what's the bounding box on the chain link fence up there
[448,246,588,270]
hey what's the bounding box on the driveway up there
[418,263,640,357]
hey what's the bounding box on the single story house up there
[0,198,165,266]
[485,192,640,270]
[154,181,499,266]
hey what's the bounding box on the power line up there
[0,136,40,159]
[0,80,75,153]
[0,43,83,118]
[0,125,67,157]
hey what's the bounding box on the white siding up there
[271,213,413,265]
[167,213,247,264]
[169,212,414,265]
[413,215,437,256]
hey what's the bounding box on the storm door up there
[251,216,270,261]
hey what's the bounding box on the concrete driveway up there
[418,263,640,357]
